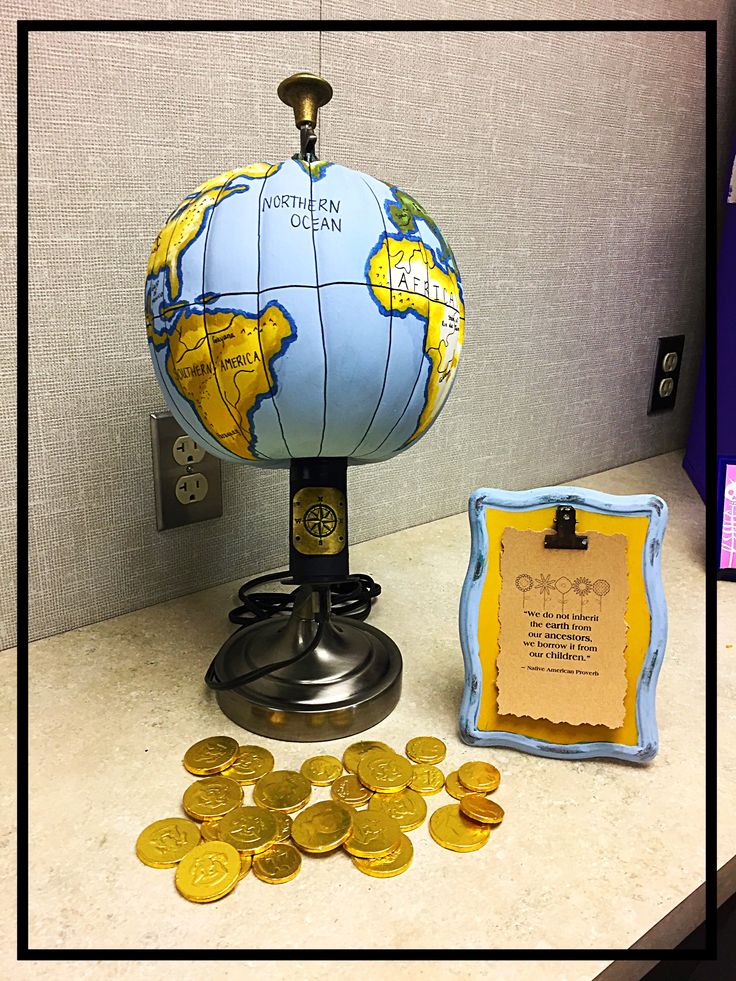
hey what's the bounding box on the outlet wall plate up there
[150,412,223,530]
[648,334,685,415]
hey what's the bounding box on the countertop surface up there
[10,450,729,978]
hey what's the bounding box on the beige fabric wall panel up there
[322,29,706,546]
[27,28,320,649]
[26,25,708,647]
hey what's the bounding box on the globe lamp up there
[145,73,465,740]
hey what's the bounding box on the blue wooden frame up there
[458,487,668,763]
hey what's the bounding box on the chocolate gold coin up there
[331,773,374,808]
[183,736,239,776]
[351,833,413,878]
[367,788,427,832]
[239,853,252,880]
[182,776,243,821]
[175,841,241,902]
[272,811,293,842]
[342,740,393,774]
[252,842,302,884]
[445,770,479,801]
[136,817,201,868]
[409,763,445,796]
[405,736,447,764]
[460,795,505,825]
[457,761,501,793]
[200,820,221,843]
[291,800,353,854]
[300,755,343,786]
[253,770,312,813]
[217,805,279,855]
[429,804,490,852]
[221,745,275,785]
[342,810,402,859]
[357,752,413,794]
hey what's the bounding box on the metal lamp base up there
[211,599,402,742]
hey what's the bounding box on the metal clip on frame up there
[544,505,589,550]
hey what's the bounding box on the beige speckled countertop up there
[9,451,732,979]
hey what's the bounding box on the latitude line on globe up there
[348,175,396,457]
[206,283,462,315]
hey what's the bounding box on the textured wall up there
[20,10,728,648]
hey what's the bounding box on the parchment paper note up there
[496,527,629,729]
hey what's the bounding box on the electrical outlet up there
[173,435,206,467]
[150,411,223,530]
[648,335,685,415]
[175,473,209,505]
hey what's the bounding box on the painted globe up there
[145,158,464,466]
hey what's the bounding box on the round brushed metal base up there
[211,614,402,742]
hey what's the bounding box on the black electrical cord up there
[204,571,381,691]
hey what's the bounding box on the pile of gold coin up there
[135,734,505,902]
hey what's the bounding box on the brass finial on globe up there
[277,71,333,128]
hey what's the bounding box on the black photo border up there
[16,15,719,969]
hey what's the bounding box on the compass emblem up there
[303,502,338,541]
[292,486,346,555]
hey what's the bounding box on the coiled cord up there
[204,571,381,691]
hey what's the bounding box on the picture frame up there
[458,486,668,762]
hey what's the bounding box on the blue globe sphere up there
[145,157,464,466]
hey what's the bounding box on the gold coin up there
[200,820,221,843]
[182,776,243,821]
[253,770,311,813]
[300,755,343,786]
[405,736,447,764]
[445,770,480,800]
[221,745,275,784]
[252,842,302,884]
[429,804,491,852]
[351,833,413,878]
[272,811,293,842]
[135,817,201,868]
[175,841,241,902]
[291,800,353,854]
[368,788,427,831]
[342,740,393,774]
[357,752,414,794]
[217,805,279,855]
[183,736,239,776]
[342,810,402,858]
[238,853,252,880]
[331,773,374,808]
[458,761,501,793]
[409,763,445,795]
[460,795,505,825]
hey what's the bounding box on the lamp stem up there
[289,457,349,583]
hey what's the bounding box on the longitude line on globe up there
[306,164,330,456]
[348,176,396,457]
[200,171,259,452]
[152,193,201,416]
[256,167,292,457]
[366,221,432,456]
